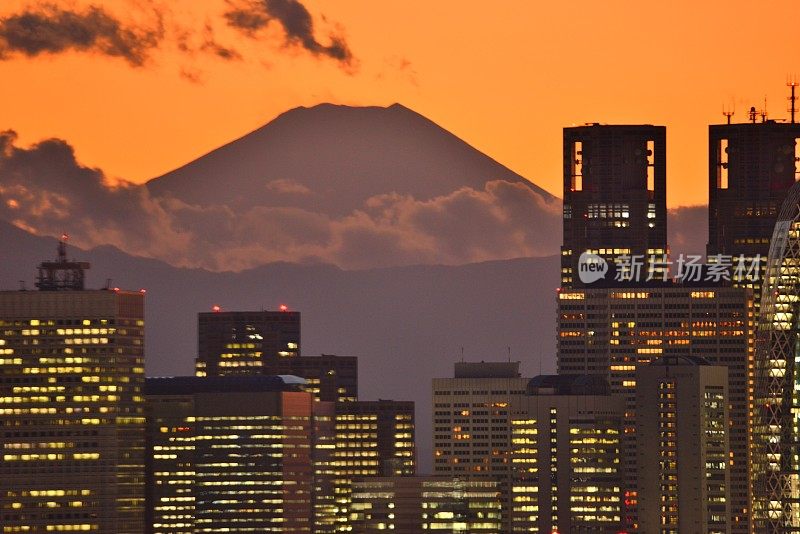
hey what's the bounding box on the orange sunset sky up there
[1,0,798,207]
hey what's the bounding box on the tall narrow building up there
[510,374,624,533]
[707,117,800,310]
[432,361,530,530]
[0,242,146,533]
[752,179,800,532]
[332,400,416,531]
[636,356,730,534]
[561,124,667,287]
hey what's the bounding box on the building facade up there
[753,180,800,532]
[431,361,530,529]
[288,354,358,403]
[332,400,416,531]
[145,375,315,533]
[636,356,730,534]
[561,124,668,287]
[510,374,624,533]
[349,476,503,533]
[195,309,300,377]
[557,286,753,531]
[707,120,800,313]
[0,246,146,533]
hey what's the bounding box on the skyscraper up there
[0,242,146,533]
[636,356,730,534]
[707,118,800,311]
[510,374,624,533]
[432,361,530,530]
[557,286,753,531]
[145,375,315,533]
[561,124,667,287]
[195,309,300,376]
[333,400,416,531]
[752,179,800,532]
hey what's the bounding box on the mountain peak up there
[147,102,554,213]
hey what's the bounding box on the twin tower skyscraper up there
[557,112,800,533]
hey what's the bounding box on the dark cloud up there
[0,4,163,66]
[225,0,354,65]
[0,133,560,271]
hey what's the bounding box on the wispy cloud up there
[0,3,164,66]
[225,0,355,67]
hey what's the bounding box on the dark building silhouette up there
[707,119,800,312]
[0,242,146,533]
[561,124,667,287]
[194,311,358,403]
[195,309,300,376]
[288,353,358,402]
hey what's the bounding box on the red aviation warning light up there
[212,305,221,312]
[279,304,288,312]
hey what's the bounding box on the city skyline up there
[3,3,800,531]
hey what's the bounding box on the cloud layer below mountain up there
[0,130,562,271]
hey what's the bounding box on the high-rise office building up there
[707,118,800,312]
[144,375,315,533]
[0,242,146,533]
[432,361,530,529]
[561,124,668,287]
[288,354,358,402]
[510,374,624,533]
[348,476,503,533]
[752,179,800,533]
[557,286,753,532]
[195,309,300,377]
[636,356,730,534]
[195,310,357,402]
[333,400,416,531]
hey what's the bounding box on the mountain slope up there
[147,103,556,216]
[0,104,561,270]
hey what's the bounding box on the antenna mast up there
[722,105,734,125]
[788,77,798,124]
[35,234,91,291]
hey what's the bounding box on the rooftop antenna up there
[760,96,768,122]
[507,346,511,363]
[35,233,91,291]
[460,346,464,363]
[722,104,735,125]
[788,76,798,124]
[749,106,758,124]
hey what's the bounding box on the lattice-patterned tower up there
[753,180,800,532]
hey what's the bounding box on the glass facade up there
[753,180,800,532]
